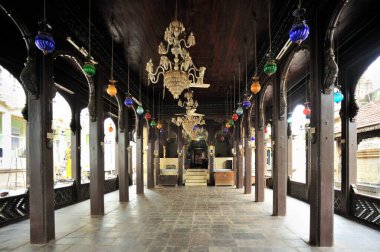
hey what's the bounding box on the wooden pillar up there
[208,125,215,186]
[287,135,293,178]
[273,74,287,216]
[71,105,81,201]
[136,115,144,194]
[118,104,129,202]
[236,119,244,188]
[255,96,265,202]
[154,129,160,185]
[147,126,155,189]
[177,128,184,186]
[244,109,252,194]
[90,73,105,216]
[27,53,55,243]
[341,108,357,215]
[309,4,334,245]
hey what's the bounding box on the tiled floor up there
[1,186,379,251]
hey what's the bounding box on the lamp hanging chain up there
[336,21,340,87]
[175,0,178,21]
[298,0,302,9]
[88,0,91,57]
[111,36,114,80]
[254,18,257,76]
[127,57,130,95]
[139,63,142,101]
[268,0,272,54]
[153,86,155,117]
[245,43,248,93]
[305,55,308,103]
[238,60,241,101]
[43,0,46,20]
[233,75,236,110]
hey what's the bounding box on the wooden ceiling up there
[96,0,287,106]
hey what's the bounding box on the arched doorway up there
[80,108,90,183]
[104,117,117,179]
[0,65,27,193]
[354,56,380,197]
[52,92,72,185]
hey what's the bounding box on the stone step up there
[185,182,207,186]
[185,175,207,180]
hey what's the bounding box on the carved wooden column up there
[244,109,252,194]
[273,73,287,216]
[118,98,129,202]
[177,127,184,186]
[25,53,55,243]
[70,104,81,201]
[90,72,105,216]
[147,125,155,189]
[255,95,265,202]
[207,125,215,185]
[309,3,335,245]
[237,119,244,188]
[341,93,357,215]
[154,128,160,185]
[136,114,144,194]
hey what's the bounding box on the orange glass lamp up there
[106,80,117,97]
[156,121,162,129]
[250,76,261,94]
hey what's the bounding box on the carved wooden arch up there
[52,52,96,124]
[1,4,35,120]
[258,83,272,131]
[279,46,310,120]
[323,0,350,93]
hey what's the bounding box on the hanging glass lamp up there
[334,89,344,103]
[264,58,277,76]
[150,119,157,128]
[289,5,309,45]
[136,105,144,115]
[106,80,117,97]
[250,76,261,94]
[144,111,152,120]
[236,105,244,116]
[287,114,293,124]
[251,136,255,141]
[225,122,231,129]
[124,95,134,106]
[160,128,165,135]
[83,61,96,76]
[223,127,229,134]
[35,31,55,55]
[242,94,251,109]
[228,119,234,126]
[232,113,239,122]
[303,103,311,116]
[156,121,162,129]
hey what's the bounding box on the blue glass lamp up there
[124,96,134,106]
[242,94,251,109]
[35,31,55,55]
[289,7,309,45]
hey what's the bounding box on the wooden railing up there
[0,177,119,227]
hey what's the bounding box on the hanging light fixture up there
[106,35,118,97]
[157,122,162,129]
[150,119,157,128]
[108,124,113,133]
[243,44,251,109]
[223,127,229,134]
[225,123,231,129]
[220,135,225,142]
[287,114,293,124]
[232,113,238,122]
[236,106,244,116]
[35,0,55,54]
[264,0,277,76]
[334,88,344,103]
[251,18,261,94]
[251,136,255,141]
[228,119,234,126]
[83,0,96,76]
[124,53,134,107]
[160,128,165,135]
[289,0,310,45]
[303,102,311,117]
[136,105,144,115]
[145,0,209,99]
[144,111,152,120]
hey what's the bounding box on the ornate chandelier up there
[146,5,208,99]
[172,91,205,140]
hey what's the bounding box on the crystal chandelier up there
[178,90,198,110]
[146,3,208,99]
